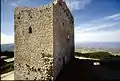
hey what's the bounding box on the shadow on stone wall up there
[55,52,120,81]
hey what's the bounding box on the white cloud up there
[75,30,120,43]
[114,16,120,20]
[66,0,92,11]
[104,13,120,20]
[11,0,27,7]
[76,22,119,33]
[1,32,14,44]
[75,13,120,43]
[12,3,18,7]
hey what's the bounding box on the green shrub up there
[75,51,115,59]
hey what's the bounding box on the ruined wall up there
[53,1,74,79]
[14,4,54,80]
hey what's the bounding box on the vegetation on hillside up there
[1,51,14,74]
[1,61,14,74]
[75,51,120,71]
[1,51,14,58]
[75,51,120,59]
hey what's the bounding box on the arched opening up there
[63,57,65,66]
[67,34,70,40]
[29,26,32,34]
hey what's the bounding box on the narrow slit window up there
[63,22,64,26]
[29,26,32,33]
[63,57,65,65]
[67,34,70,40]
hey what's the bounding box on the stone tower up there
[14,0,74,80]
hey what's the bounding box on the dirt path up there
[1,71,14,80]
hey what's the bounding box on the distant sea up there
[76,42,120,52]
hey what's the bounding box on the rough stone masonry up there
[14,0,74,80]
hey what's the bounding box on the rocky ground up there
[1,71,14,80]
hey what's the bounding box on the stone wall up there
[53,1,74,80]
[14,4,54,80]
[14,0,74,80]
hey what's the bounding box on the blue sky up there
[1,0,120,44]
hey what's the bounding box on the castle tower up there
[14,0,74,80]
